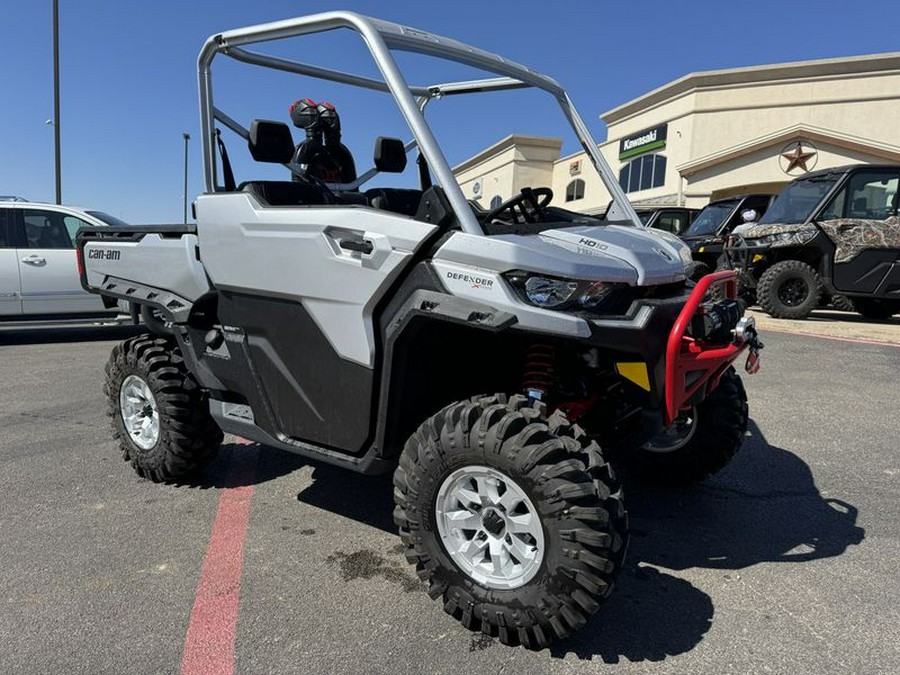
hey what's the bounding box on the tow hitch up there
[734,316,764,374]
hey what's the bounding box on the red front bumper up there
[664,270,751,425]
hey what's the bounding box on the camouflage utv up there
[724,165,900,320]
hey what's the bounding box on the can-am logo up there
[87,249,120,261]
[445,271,494,289]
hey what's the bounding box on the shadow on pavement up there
[184,442,307,489]
[625,419,865,571]
[176,418,863,664]
[0,323,144,345]
[550,565,713,662]
[187,443,396,539]
[295,465,396,533]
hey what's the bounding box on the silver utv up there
[78,11,760,649]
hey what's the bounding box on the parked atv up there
[724,165,900,319]
[76,12,762,650]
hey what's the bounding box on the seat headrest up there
[373,137,407,173]
[248,120,294,163]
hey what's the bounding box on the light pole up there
[182,133,190,223]
[52,0,61,204]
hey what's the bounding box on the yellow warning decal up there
[615,362,651,391]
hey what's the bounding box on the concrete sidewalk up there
[748,308,900,346]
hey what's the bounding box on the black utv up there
[680,194,775,277]
[725,164,900,320]
[635,206,699,235]
[601,201,698,236]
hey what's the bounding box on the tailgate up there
[76,225,211,318]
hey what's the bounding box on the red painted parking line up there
[181,439,258,675]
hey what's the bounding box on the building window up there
[565,179,585,202]
[618,154,666,194]
[489,195,503,210]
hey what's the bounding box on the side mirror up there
[373,137,407,173]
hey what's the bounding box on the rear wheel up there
[105,335,222,482]
[829,294,855,312]
[628,368,748,485]
[757,260,822,319]
[851,298,899,320]
[393,394,627,649]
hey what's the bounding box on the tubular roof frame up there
[198,10,640,234]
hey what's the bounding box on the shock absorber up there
[522,343,556,401]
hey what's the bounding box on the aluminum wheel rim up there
[643,407,698,453]
[119,375,160,450]
[435,465,544,590]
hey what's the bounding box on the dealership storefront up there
[454,52,900,214]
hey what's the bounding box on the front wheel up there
[709,262,756,306]
[687,261,711,282]
[628,368,748,485]
[105,335,222,482]
[393,394,627,649]
[757,259,822,319]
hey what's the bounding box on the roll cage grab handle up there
[197,10,642,234]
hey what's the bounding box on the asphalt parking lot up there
[1,318,899,674]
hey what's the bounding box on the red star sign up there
[781,143,816,172]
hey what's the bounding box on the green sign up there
[619,124,667,160]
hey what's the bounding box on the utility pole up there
[183,133,191,223]
[53,0,62,204]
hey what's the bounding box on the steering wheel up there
[484,187,553,224]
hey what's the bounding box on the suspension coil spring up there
[522,343,556,401]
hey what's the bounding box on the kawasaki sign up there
[619,124,667,160]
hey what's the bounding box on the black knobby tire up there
[687,261,711,282]
[105,335,222,482]
[393,394,627,649]
[708,262,756,306]
[851,298,899,320]
[628,368,748,485]
[757,259,822,319]
[829,294,855,312]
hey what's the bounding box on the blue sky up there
[3,0,899,223]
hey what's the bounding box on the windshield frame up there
[683,199,739,237]
[756,175,841,226]
[197,11,642,235]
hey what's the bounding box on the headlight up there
[506,272,630,312]
[759,226,817,247]
[524,276,578,308]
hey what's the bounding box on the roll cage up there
[197,10,641,235]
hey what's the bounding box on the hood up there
[680,232,720,243]
[434,225,690,286]
[737,222,818,240]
